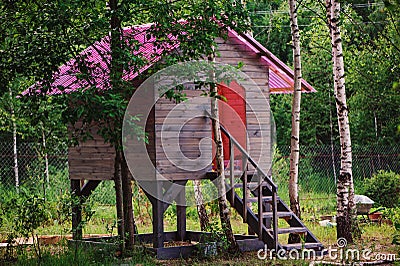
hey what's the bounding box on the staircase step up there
[233,181,269,189]
[282,242,324,250]
[224,170,247,177]
[208,129,324,255]
[236,238,265,252]
[268,227,308,235]
[262,212,293,219]
[247,196,279,203]
[206,171,256,181]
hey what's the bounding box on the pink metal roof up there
[226,29,315,94]
[22,24,315,96]
[22,23,179,96]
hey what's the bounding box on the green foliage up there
[0,188,50,259]
[12,244,156,266]
[0,170,97,260]
[90,181,116,205]
[363,170,400,208]
[250,0,400,146]
[382,207,400,245]
[203,219,229,251]
[272,147,290,202]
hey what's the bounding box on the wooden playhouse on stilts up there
[41,25,324,259]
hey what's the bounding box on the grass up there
[2,180,399,265]
[1,247,317,266]
[2,221,399,265]
[33,193,393,249]
[1,243,158,266]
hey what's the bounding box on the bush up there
[363,170,400,208]
[383,207,400,245]
[0,187,50,259]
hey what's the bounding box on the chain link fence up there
[0,141,117,204]
[0,141,399,229]
[0,142,69,194]
[273,144,400,210]
[1,142,400,200]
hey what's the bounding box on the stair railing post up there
[258,171,263,240]
[242,152,248,221]
[272,186,278,252]
[229,137,234,204]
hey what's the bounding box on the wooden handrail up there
[219,125,277,190]
[220,124,278,246]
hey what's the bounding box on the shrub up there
[383,207,400,245]
[363,170,400,208]
[0,188,50,260]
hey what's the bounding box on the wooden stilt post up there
[152,181,165,248]
[71,179,82,240]
[176,184,186,241]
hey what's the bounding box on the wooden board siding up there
[146,106,156,167]
[215,36,272,173]
[68,122,115,180]
[68,36,272,181]
[155,90,212,180]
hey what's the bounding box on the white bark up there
[209,53,237,251]
[9,87,19,188]
[288,0,302,220]
[193,180,209,231]
[42,128,49,183]
[329,90,337,184]
[326,0,356,242]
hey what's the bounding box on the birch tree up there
[325,0,357,242]
[288,0,302,243]
[9,87,19,188]
[193,180,210,231]
[210,56,238,252]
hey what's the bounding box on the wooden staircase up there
[209,125,324,255]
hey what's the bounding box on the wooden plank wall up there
[68,35,272,181]
[155,90,212,180]
[68,122,115,180]
[215,36,272,173]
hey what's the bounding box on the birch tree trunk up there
[210,54,238,252]
[288,0,302,244]
[288,0,302,218]
[326,0,357,242]
[42,127,49,184]
[9,87,19,188]
[193,180,210,231]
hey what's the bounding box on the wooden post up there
[176,185,186,241]
[151,182,165,248]
[242,153,248,222]
[229,139,235,204]
[258,177,263,240]
[272,188,278,252]
[71,179,82,240]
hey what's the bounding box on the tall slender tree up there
[325,0,357,242]
[2,0,250,252]
[288,0,302,243]
[193,180,210,231]
[109,0,136,250]
[209,63,238,252]
[8,87,19,188]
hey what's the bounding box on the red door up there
[213,81,247,169]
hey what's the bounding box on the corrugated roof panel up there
[22,24,315,96]
[23,24,179,96]
[269,70,291,91]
